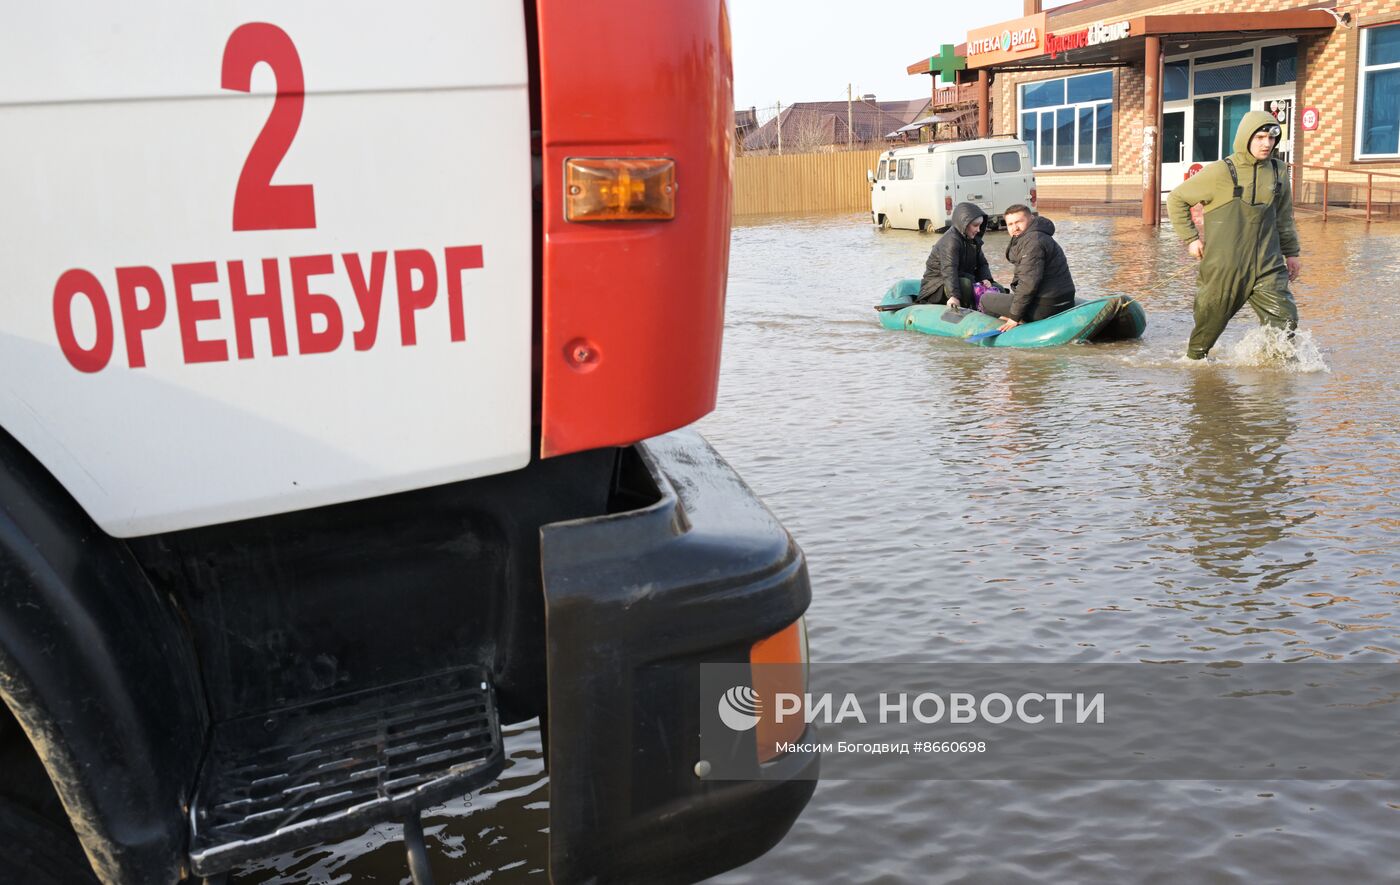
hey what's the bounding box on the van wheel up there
[877,215,890,231]
[918,219,932,233]
[0,800,97,884]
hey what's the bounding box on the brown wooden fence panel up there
[732,149,886,216]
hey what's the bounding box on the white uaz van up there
[868,137,1036,232]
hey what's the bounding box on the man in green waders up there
[1167,110,1302,360]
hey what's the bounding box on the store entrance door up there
[1159,40,1300,199]
[1162,108,1191,195]
[1194,93,1253,163]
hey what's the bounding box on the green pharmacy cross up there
[928,44,966,84]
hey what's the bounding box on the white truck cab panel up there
[0,2,532,536]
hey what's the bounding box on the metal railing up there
[1289,162,1400,222]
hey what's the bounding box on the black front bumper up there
[542,430,817,883]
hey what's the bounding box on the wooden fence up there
[733,149,884,216]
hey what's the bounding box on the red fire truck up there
[0,2,816,882]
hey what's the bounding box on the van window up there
[877,160,888,180]
[897,159,913,180]
[956,154,988,177]
[991,151,1021,173]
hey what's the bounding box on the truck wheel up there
[877,214,890,231]
[0,800,97,884]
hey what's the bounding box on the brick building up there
[909,0,1400,221]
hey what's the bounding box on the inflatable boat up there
[876,279,1146,347]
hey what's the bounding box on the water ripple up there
[705,213,1400,883]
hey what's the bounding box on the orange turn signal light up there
[751,617,809,763]
[564,158,676,222]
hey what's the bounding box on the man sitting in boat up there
[915,201,995,308]
[979,204,1076,332]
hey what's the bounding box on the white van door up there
[952,151,994,216]
[892,157,914,228]
[911,155,940,231]
[990,148,1031,217]
[871,157,891,223]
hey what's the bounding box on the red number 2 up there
[221,23,317,231]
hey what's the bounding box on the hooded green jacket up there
[1166,109,1300,257]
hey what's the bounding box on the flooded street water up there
[237,212,1400,883]
[707,212,1400,884]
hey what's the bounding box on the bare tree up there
[783,109,835,154]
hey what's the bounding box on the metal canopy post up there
[1143,35,1162,226]
[978,69,990,137]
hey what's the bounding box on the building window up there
[991,151,1021,173]
[1357,23,1400,158]
[957,154,988,177]
[1192,99,1222,162]
[1163,61,1189,102]
[1164,109,1186,163]
[1194,64,1252,96]
[1192,94,1251,162]
[1164,40,1300,106]
[1260,43,1297,88]
[1054,109,1075,166]
[1019,71,1112,169]
[1195,49,1252,65]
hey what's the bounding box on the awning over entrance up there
[906,8,1341,228]
[887,110,974,137]
[907,10,1338,76]
[1003,11,1335,72]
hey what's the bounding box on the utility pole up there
[847,84,853,149]
[776,100,783,155]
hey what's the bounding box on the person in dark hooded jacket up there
[978,204,1076,330]
[916,202,994,307]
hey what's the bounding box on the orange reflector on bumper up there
[564,158,676,221]
[751,617,809,763]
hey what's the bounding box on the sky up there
[729,0,1076,117]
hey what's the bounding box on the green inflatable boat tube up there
[876,279,1147,347]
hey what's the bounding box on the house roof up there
[741,98,932,151]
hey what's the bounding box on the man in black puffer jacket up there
[915,201,994,307]
[979,204,1076,330]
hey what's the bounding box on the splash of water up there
[1120,326,1331,372]
[1217,325,1330,373]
